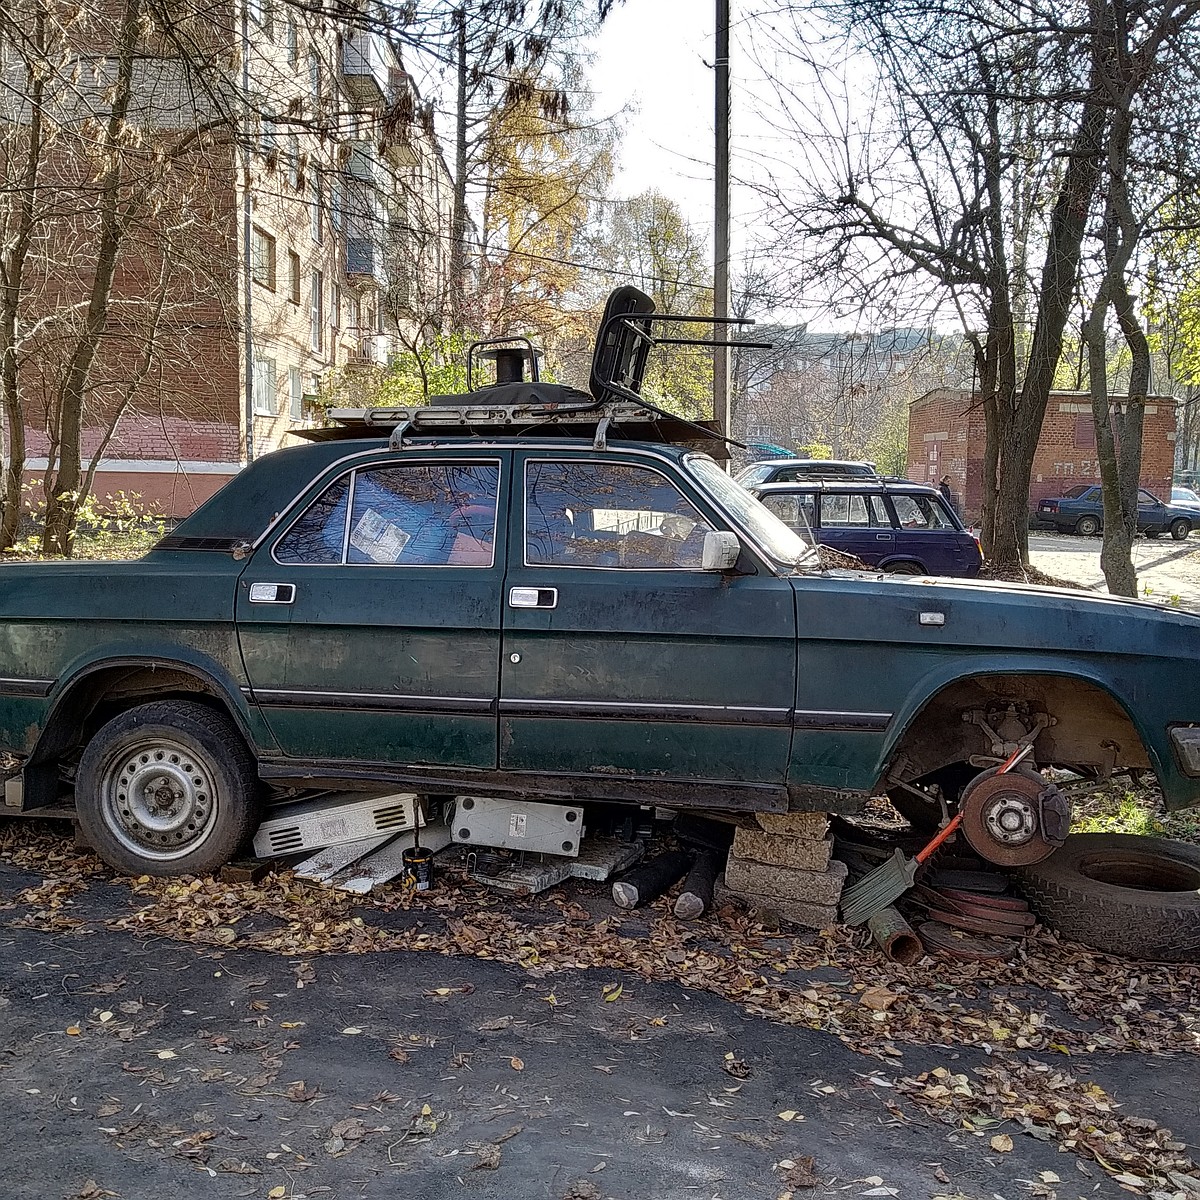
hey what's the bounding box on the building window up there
[286,18,298,64]
[348,294,360,331]
[331,283,341,331]
[308,50,321,104]
[310,179,323,244]
[311,270,324,353]
[1075,414,1096,448]
[287,249,300,303]
[287,134,301,189]
[289,366,303,420]
[259,118,276,155]
[250,226,276,289]
[252,353,277,416]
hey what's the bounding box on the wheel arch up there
[24,654,261,807]
[879,555,928,575]
[874,663,1158,791]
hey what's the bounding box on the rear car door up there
[817,492,894,564]
[498,451,797,801]
[888,492,980,576]
[235,453,506,771]
[1137,488,1168,531]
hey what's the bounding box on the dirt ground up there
[1028,532,1200,611]
[1,821,1197,1200]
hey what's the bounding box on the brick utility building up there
[907,389,1178,525]
[5,8,452,516]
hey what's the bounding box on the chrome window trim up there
[520,455,719,572]
[268,455,504,569]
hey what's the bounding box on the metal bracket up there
[593,414,612,451]
[388,419,413,450]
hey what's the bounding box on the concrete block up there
[732,827,832,872]
[755,811,829,839]
[724,855,847,907]
[715,876,839,931]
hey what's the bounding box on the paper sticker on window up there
[350,508,411,563]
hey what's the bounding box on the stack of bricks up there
[718,812,846,930]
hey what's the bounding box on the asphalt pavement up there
[2,830,1196,1200]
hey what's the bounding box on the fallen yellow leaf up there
[990,1134,1013,1153]
[777,1110,802,1122]
[281,1022,304,1029]
[66,1026,81,1036]
[268,1188,286,1199]
[509,1057,524,1071]
[603,984,623,1003]
[155,1049,177,1060]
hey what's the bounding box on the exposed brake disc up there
[959,765,1071,868]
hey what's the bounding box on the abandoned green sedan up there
[2,293,1200,876]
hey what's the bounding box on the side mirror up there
[702,530,741,572]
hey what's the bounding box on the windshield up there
[685,456,813,567]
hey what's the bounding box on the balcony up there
[341,32,389,108]
[346,236,386,287]
[346,141,385,187]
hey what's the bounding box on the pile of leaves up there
[899,1059,1200,1197]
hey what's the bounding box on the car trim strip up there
[249,688,494,714]
[792,709,893,731]
[0,676,55,698]
[498,697,793,725]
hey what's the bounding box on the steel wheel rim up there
[98,737,220,861]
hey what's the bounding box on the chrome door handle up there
[249,582,296,604]
[509,586,558,609]
[875,533,891,540]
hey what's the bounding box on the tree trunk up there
[0,2,45,551]
[41,0,143,555]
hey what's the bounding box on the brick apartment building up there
[907,388,1178,525]
[6,8,452,516]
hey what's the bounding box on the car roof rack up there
[295,286,770,458]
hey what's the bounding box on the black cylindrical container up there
[403,845,433,891]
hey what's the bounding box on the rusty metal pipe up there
[866,905,924,965]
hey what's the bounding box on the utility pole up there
[713,0,731,438]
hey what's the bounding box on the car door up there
[888,492,971,574]
[498,451,797,795]
[817,492,894,564]
[1137,488,1167,531]
[235,453,507,771]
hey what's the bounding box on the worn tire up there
[1074,515,1101,536]
[1171,517,1192,541]
[76,700,260,877]
[884,560,926,575]
[1015,833,1200,962]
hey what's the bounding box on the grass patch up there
[1071,783,1200,844]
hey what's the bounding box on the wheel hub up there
[101,741,218,859]
[960,767,1070,867]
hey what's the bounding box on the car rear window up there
[892,494,956,530]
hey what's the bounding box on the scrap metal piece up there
[918,920,1018,961]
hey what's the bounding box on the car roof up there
[756,457,875,468]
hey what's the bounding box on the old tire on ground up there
[1015,832,1200,962]
[1171,517,1192,541]
[76,700,260,877]
[1074,514,1101,536]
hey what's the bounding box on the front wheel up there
[1170,517,1191,541]
[76,700,260,876]
[1075,515,1101,536]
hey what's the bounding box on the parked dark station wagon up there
[2,288,1200,878]
[747,478,983,577]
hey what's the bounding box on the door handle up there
[249,582,296,604]
[509,586,558,609]
[876,533,891,540]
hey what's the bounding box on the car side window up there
[526,460,714,569]
[276,462,500,565]
[274,477,350,564]
[892,495,955,530]
[821,493,888,528]
[761,493,815,533]
[1138,489,1161,505]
